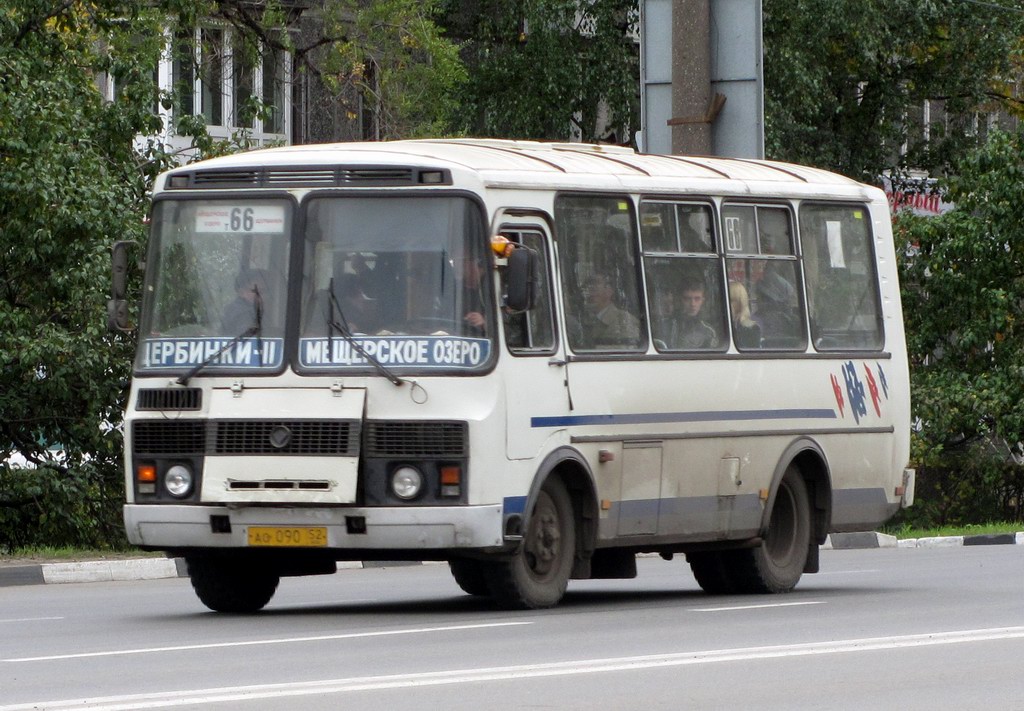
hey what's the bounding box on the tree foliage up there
[321,0,467,139]
[898,127,1024,466]
[443,0,639,143]
[0,1,167,549]
[0,1,471,550]
[763,0,1024,180]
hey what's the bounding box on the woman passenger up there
[729,281,761,349]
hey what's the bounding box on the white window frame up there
[154,25,291,154]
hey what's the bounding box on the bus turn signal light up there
[137,464,157,495]
[440,466,461,497]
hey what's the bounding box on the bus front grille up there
[136,388,202,411]
[214,420,358,455]
[132,420,206,455]
[363,421,468,458]
[132,420,361,456]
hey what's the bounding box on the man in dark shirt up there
[654,277,717,349]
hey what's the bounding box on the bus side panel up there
[555,357,904,545]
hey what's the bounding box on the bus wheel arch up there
[715,439,833,593]
[520,447,598,571]
[485,448,597,608]
[763,438,832,547]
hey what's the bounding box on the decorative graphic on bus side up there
[832,361,890,423]
[141,337,283,369]
[299,336,491,369]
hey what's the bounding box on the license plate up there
[247,526,328,547]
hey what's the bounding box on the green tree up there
[321,0,467,139]
[897,127,1024,477]
[0,1,472,549]
[763,0,1024,181]
[444,0,639,143]
[0,1,169,547]
[209,0,466,140]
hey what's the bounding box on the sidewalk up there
[2,532,1021,587]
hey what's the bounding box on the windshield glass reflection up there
[299,196,493,372]
[136,199,290,372]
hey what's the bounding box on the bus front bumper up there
[123,503,506,553]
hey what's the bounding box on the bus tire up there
[732,467,811,594]
[687,550,739,595]
[448,559,490,596]
[484,477,575,609]
[186,556,280,613]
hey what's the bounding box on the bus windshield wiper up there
[177,286,264,386]
[326,277,403,386]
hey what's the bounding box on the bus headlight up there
[164,464,194,498]
[391,466,424,500]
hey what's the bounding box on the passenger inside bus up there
[728,281,762,349]
[652,276,717,350]
[753,267,803,346]
[580,272,640,347]
[222,268,271,333]
[460,255,487,337]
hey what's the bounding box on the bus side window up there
[555,195,646,353]
[724,204,807,351]
[501,230,555,352]
[799,203,883,351]
[641,201,726,353]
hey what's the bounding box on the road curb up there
[3,533,1021,587]
[0,557,429,587]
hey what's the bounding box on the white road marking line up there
[0,616,65,624]
[3,626,1023,711]
[816,569,882,575]
[689,601,825,612]
[1,621,532,663]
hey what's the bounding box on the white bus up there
[111,139,914,612]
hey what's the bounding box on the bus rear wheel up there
[484,478,575,609]
[687,550,740,594]
[186,555,280,613]
[730,467,811,594]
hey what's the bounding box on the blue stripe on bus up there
[503,496,528,514]
[530,408,837,428]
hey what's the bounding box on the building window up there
[160,26,290,150]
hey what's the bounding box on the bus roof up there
[162,138,873,196]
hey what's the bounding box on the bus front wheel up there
[186,555,280,613]
[484,477,576,609]
[448,559,490,596]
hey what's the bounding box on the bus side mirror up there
[108,240,137,332]
[504,246,536,312]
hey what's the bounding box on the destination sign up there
[299,336,491,369]
[141,338,284,369]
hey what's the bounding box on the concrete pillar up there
[671,0,712,155]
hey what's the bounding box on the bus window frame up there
[495,222,560,357]
[290,188,500,378]
[721,200,810,353]
[638,198,729,355]
[553,191,648,357]
[135,190,298,379]
[797,199,886,354]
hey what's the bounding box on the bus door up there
[496,223,566,461]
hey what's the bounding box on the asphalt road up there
[1,547,1022,710]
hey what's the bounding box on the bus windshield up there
[136,198,291,373]
[297,195,493,372]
